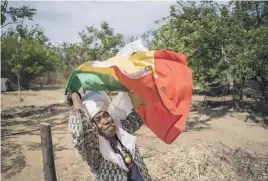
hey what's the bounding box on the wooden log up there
[40,122,57,181]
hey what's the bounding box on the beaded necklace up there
[109,135,134,169]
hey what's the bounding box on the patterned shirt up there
[68,109,152,181]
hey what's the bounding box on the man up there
[67,90,151,181]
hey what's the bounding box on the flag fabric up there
[65,50,192,144]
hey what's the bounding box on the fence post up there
[40,122,57,181]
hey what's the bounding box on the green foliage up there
[150,1,268,90]
[1,25,59,88]
[55,22,125,79]
[1,0,36,28]
[2,0,267,97]
[78,21,124,61]
[52,42,82,79]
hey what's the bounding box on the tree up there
[1,0,36,28]
[151,1,227,86]
[78,21,124,61]
[148,0,268,108]
[1,25,59,89]
[54,22,125,79]
[150,1,268,105]
[1,1,59,91]
[53,42,83,79]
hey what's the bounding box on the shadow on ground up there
[1,104,70,137]
[187,91,268,132]
[1,103,68,119]
[242,101,268,126]
[1,138,26,178]
[1,103,71,178]
[26,141,70,152]
[184,98,233,132]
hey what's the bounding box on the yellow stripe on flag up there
[76,51,156,78]
[76,62,119,81]
[130,51,155,71]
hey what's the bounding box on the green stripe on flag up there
[65,70,126,94]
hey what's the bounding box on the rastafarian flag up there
[65,49,192,144]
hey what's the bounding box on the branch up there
[1,17,26,28]
[221,45,230,64]
[1,0,8,13]
[1,0,8,26]
[1,67,15,74]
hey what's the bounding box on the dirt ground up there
[1,89,268,181]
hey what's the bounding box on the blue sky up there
[6,1,228,45]
[6,1,176,45]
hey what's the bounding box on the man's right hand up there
[65,92,73,106]
[65,92,81,106]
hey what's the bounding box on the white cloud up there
[5,1,176,45]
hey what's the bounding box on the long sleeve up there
[68,109,102,172]
[121,108,143,134]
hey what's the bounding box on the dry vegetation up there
[150,142,268,181]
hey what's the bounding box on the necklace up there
[109,135,134,169]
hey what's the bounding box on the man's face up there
[93,111,116,138]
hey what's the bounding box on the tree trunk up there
[15,72,23,101]
[232,80,243,111]
[20,77,30,90]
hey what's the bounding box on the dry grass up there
[149,142,268,181]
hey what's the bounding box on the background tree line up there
[1,0,268,106]
[149,1,268,107]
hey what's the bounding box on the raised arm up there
[68,92,102,172]
[121,108,144,134]
[121,91,145,134]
